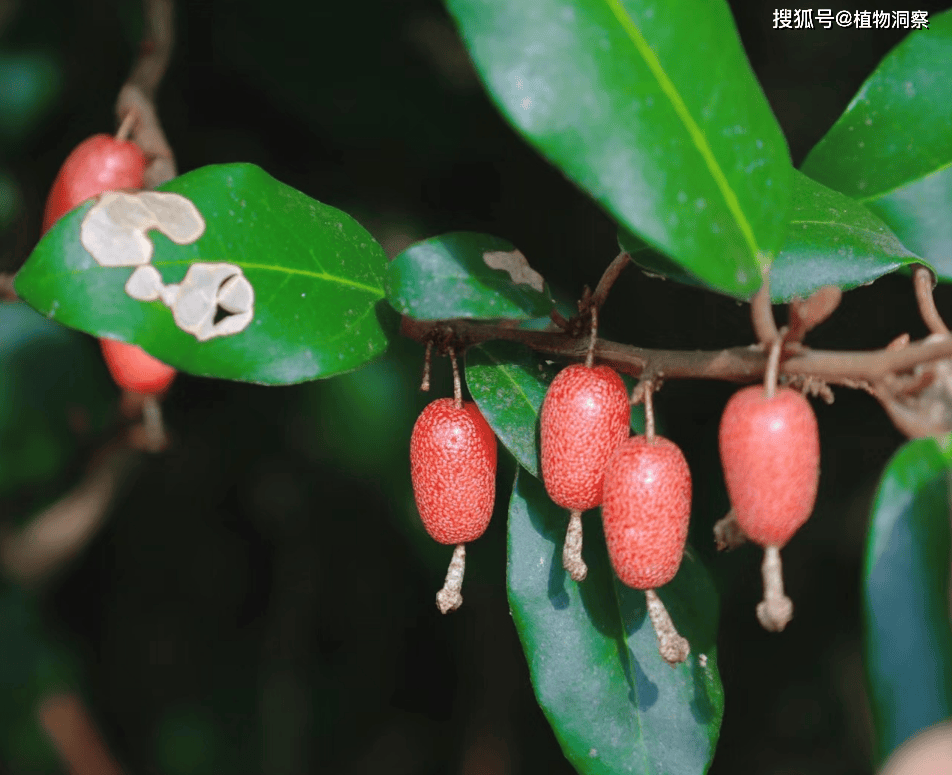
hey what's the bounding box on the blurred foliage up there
[0,0,950,774]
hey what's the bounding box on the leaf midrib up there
[602,0,759,261]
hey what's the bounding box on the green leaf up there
[863,438,952,764]
[801,12,952,278]
[386,232,553,320]
[465,342,561,477]
[770,171,925,301]
[623,171,927,301]
[445,0,793,298]
[466,342,646,478]
[15,164,389,385]
[0,302,113,502]
[508,469,723,775]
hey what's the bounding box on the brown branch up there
[0,442,141,586]
[913,264,949,336]
[589,251,631,310]
[400,315,952,384]
[115,0,177,188]
[38,693,126,775]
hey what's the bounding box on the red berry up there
[100,338,176,396]
[718,385,820,548]
[410,398,497,545]
[42,134,147,234]
[602,436,692,590]
[540,364,630,511]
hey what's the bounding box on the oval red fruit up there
[540,364,630,512]
[100,338,177,396]
[602,436,692,590]
[42,134,147,234]
[719,385,820,548]
[410,398,497,545]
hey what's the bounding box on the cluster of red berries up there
[42,130,177,399]
[409,335,820,664]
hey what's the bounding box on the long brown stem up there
[401,315,952,383]
[38,693,125,775]
[116,0,177,188]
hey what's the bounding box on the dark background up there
[1,1,949,773]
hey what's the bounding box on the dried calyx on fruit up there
[718,333,820,632]
[601,382,692,666]
[540,307,629,581]
[42,116,176,452]
[410,349,497,613]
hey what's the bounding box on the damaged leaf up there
[386,231,553,320]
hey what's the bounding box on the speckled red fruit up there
[42,134,147,234]
[100,338,176,396]
[410,398,497,545]
[719,385,819,548]
[540,364,630,512]
[602,436,692,589]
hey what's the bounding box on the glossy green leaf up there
[0,302,113,502]
[466,342,646,478]
[386,232,553,320]
[770,171,925,301]
[465,342,561,477]
[622,171,927,301]
[801,11,952,278]
[508,469,723,775]
[445,0,793,298]
[15,163,390,385]
[863,438,952,764]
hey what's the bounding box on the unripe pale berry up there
[410,398,496,545]
[540,364,630,511]
[719,385,819,548]
[42,134,147,233]
[602,435,692,589]
[100,338,177,396]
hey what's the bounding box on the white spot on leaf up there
[483,249,545,293]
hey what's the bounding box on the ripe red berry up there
[601,435,692,590]
[410,398,497,545]
[100,338,177,396]
[42,134,147,234]
[43,133,177,400]
[540,364,630,511]
[718,385,820,548]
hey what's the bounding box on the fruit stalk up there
[756,545,793,631]
[645,589,690,666]
[436,544,466,614]
[562,510,586,582]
